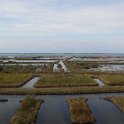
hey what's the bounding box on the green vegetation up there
[0,64,124,94]
[34,74,97,88]
[99,74,124,85]
[0,64,53,73]
[65,61,99,72]
[10,95,44,124]
[105,96,124,113]
[3,65,36,73]
[1,85,124,95]
[66,98,95,124]
[0,73,32,87]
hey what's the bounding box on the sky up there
[0,0,124,53]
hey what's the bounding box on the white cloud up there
[0,0,124,52]
[0,0,124,35]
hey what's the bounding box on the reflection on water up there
[36,96,71,124]
[53,64,59,72]
[87,95,124,124]
[59,61,69,72]
[0,94,124,124]
[0,98,20,124]
[1,59,57,63]
[21,77,39,89]
[93,79,105,86]
[91,64,124,72]
[0,63,46,66]
[53,60,69,73]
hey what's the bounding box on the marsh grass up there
[0,73,32,87]
[34,74,97,88]
[105,96,124,113]
[10,95,44,124]
[99,74,124,85]
[0,63,53,73]
[1,86,124,95]
[65,61,99,72]
[66,98,95,124]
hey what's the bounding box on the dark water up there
[0,96,21,124]
[87,95,124,124]
[0,93,124,124]
[36,96,71,124]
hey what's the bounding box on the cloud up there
[0,0,124,52]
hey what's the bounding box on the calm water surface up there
[0,93,124,124]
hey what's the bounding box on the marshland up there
[10,95,44,124]
[1,53,124,124]
[66,98,95,124]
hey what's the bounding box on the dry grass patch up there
[0,73,32,88]
[99,74,124,86]
[66,98,95,124]
[1,86,124,95]
[65,61,99,72]
[10,96,44,124]
[34,74,97,88]
[1,63,53,73]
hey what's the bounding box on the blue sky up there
[0,0,124,53]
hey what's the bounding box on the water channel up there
[0,93,124,124]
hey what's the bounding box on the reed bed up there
[0,63,53,73]
[99,74,124,85]
[10,95,44,124]
[1,86,124,95]
[0,73,33,88]
[65,61,99,72]
[66,98,95,124]
[34,74,97,88]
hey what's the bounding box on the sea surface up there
[0,53,124,58]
